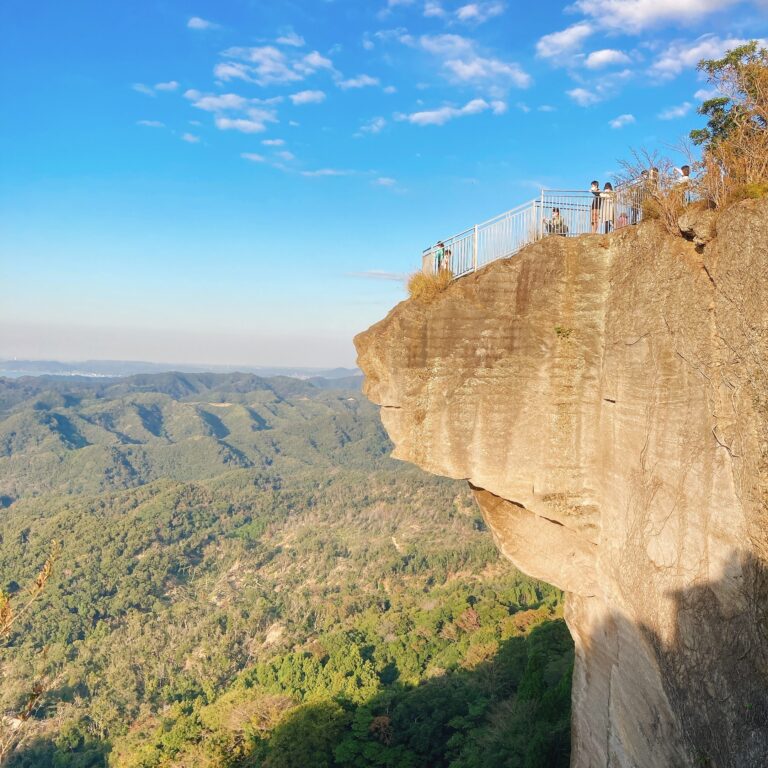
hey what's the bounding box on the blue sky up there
[1,0,766,367]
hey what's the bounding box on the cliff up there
[355,199,768,767]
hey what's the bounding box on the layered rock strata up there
[355,200,768,767]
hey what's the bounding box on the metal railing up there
[422,181,649,278]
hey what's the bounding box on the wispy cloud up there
[187,17,218,30]
[241,153,267,162]
[373,177,397,187]
[276,30,305,47]
[136,119,165,128]
[181,132,200,143]
[346,269,406,280]
[396,97,505,126]
[444,56,530,88]
[301,168,353,177]
[609,113,635,129]
[694,87,720,101]
[455,2,505,24]
[649,34,752,80]
[658,102,692,120]
[424,1,446,17]
[571,0,741,33]
[536,22,593,60]
[133,81,179,97]
[359,116,387,134]
[338,74,381,89]
[218,46,335,86]
[215,112,277,133]
[262,138,286,146]
[585,49,630,69]
[289,89,326,105]
[401,33,529,91]
[567,87,601,106]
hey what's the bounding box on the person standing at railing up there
[600,182,615,233]
[434,241,445,273]
[590,181,601,233]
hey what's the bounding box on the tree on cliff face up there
[691,41,768,205]
[0,542,60,764]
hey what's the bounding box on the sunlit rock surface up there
[355,199,768,767]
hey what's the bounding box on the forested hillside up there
[0,374,571,767]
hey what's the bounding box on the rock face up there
[355,200,768,768]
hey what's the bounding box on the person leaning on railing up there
[433,241,445,272]
[600,182,615,233]
[590,181,601,233]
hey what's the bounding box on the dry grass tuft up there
[407,269,453,302]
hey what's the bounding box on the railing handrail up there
[422,181,647,266]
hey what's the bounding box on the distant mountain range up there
[0,358,360,380]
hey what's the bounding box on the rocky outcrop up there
[355,199,768,767]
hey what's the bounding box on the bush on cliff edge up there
[408,269,453,303]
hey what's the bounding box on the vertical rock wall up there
[355,200,768,767]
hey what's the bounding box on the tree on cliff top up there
[691,41,768,205]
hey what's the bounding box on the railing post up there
[472,224,478,272]
[539,189,544,239]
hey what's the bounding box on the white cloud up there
[289,89,326,105]
[220,46,335,86]
[584,49,631,69]
[538,104,556,112]
[301,168,352,177]
[396,97,503,126]
[181,133,200,143]
[383,85,397,94]
[297,51,334,74]
[188,17,217,30]
[132,83,156,96]
[516,102,531,113]
[347,269,406,280]
[214,62,253,83]
[241,153,267,162]
[694,87,720,101]
[262,138,286,146]
[571,0,741,33]
[338,74,381,89]
[424,1,446,16]
[361,116,387,134]
[536,22,593,59]
[276,150,296,161]
[650,35,751,80]
[456,2,505,23]
[443,55,530,87]
[185,91,248,111]
[276,30,305,47]
[155,80,179,91]
[567,87,601,106]
[136,120,165,127]
[215,107,278,132]
[417,33,474,56]
[658,101,692,119]
[374,177,397,186]
[609,113,635,128]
